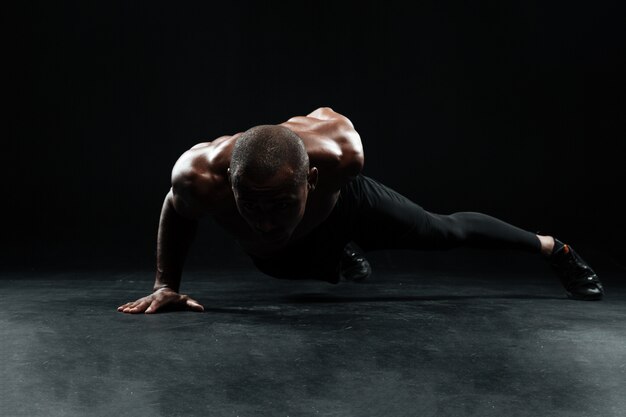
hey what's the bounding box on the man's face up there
[231,166,316,244]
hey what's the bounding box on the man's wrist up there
[153,284,178,293]
[154,268,181,293]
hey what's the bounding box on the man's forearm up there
[154,193,198,293]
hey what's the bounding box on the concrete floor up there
[1,252,625,417]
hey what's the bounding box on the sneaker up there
[550,242,604,300]
[340,242,372,282]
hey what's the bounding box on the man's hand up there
[117,288,204,314]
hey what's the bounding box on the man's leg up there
[343,175,603,300]
[545,239,604,300]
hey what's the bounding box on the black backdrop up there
[4,1,625,270]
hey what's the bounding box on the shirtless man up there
[118,107,604,314]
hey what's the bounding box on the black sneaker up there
[550,242,604,300]
[340,242,372,282]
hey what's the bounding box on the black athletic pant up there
[249,175,542,284]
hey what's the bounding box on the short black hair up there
[230,125,309,188]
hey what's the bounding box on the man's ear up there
[307,167,319,190]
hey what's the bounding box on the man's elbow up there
[343,149,365,178]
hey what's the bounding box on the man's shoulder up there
[282,108,363,162]
[170,136,237,216]
[283,107,355,135]
[174,134,240,178]
[279,110,364,189]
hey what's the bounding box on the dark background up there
[4,1,625,271]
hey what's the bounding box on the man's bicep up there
[168,168,208,221]
[169,191,204,220]
[168,150,212,220]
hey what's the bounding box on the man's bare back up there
[168,107,365,257]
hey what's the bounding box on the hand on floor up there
[117,288,205,314]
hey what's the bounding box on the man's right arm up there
[118,156,209,314]
[153,188,200,293]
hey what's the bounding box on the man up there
[118,107,604,314]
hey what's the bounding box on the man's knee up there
[431,213,472,245]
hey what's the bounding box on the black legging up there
[249,175,541,283]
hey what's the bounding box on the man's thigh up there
[345,175,448,251]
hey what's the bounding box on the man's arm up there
[118,159,208,314]
[153,188,200,293]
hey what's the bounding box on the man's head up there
[229,125,318,243]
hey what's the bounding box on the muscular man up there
[118,107,604,314]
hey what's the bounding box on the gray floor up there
[1,253,625,417]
